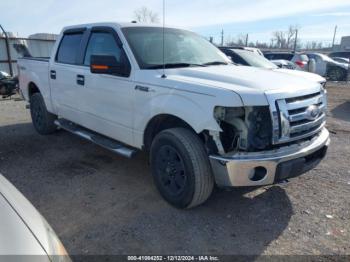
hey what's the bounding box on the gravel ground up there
[0,83,349,257]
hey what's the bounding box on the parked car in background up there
[328,51,350,60]
[242,47,264,56]
[220,46,264,56]
[0,174,70,261]
[219,48,325,85]
[263,51,294,61]
[270,59,297,70]
[264,51,309,71]
[332,57,349,64]
[306,53,349,81]
[0,71,18,98]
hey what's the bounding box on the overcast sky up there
[1,0,350,45]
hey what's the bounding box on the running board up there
[54,119,137,158]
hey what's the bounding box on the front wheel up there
[150,128,214,209]
[30,93,57,135]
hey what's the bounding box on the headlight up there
[214,106,245,122]
[214,106,272,152]
[245,106,273,150]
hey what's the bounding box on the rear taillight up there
[295,61,305,68]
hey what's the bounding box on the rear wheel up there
[30,93,57,135]
[328,67,346,81]
[150,128,214,209]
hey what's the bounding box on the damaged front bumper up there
[209,128,330,187]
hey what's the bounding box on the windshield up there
[233,49,278,69]
[122,27,229,69]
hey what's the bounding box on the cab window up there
[84,32,122,66]
[56,33,84,64]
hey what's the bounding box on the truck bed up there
[20,57,50,62]
[18,57,50,106]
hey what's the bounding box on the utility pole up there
[0,24,13,76]
[332,25,338,49]
[221,29,224,46]
[245,34,249,47]
[293,29,298,52]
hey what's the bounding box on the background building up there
[0,32,57,75]
[340,36,350,51]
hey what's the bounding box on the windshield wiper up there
[147,63,206,69]
[202,61,229,66]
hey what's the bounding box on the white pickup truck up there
[18,23,330,209]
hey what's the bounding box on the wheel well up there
[28,82,40,99]
[143,114,203,150]
[326,65,347,81]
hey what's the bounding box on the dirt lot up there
[0,83,349,257]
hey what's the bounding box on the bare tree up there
[271,25,299,49]
[304,41,324,50]
[272,31,287,48]
[225,33,246,46]
[134,7,160,24]
[286,25,298,49]
[255,41,268,48]
[317,42,323,49]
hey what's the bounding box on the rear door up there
[50,28,88,124]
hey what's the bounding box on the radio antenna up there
[161,0,167,78]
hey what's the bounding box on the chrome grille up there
[271,90,327,144]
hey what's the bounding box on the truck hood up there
[273,68,326,84]
[164,65,321,94]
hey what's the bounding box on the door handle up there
[135,85,155,92]
[50,70,56,80]
[77,75,85,86]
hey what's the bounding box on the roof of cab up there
[61,22,169,32]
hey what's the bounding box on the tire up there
[328,67,346,81]
[150,128,214,209]
[30,93,57,135]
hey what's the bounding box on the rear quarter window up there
[56,33,83,64]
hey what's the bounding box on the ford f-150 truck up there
[18,23,330,209]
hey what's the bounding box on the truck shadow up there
[331,101,350,122]
[0,122,293,257]
[98,186,292,256]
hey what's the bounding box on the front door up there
[78,28,135,146]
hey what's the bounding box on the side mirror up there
[90,55,122,75]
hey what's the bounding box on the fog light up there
[249,166,267,182]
